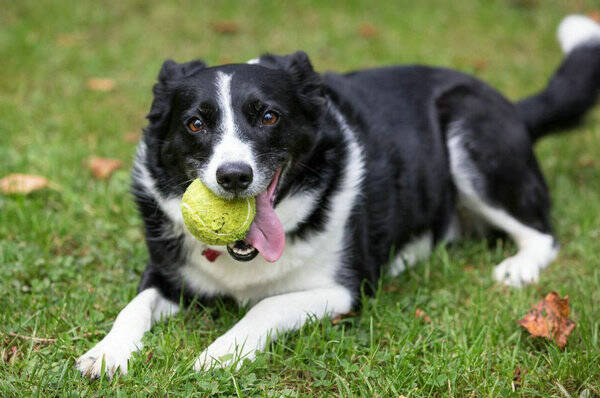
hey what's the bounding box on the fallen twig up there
[7,332,57,344]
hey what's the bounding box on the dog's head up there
[143,51,325,262]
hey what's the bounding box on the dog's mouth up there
[227,240,259,261]
[228,168,285,263]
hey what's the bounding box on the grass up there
[1,0,599,396]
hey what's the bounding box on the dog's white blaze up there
[181,103,365,302]
[75,288,179,378]
[203,72,258,196]
[447,124,558,287]
[558,15,600,54]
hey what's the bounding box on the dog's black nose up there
[216,162,253,192]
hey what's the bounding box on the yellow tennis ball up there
[181,179,256,246]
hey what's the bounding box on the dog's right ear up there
[147,59,206,124]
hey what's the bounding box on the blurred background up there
[1,0,599,395]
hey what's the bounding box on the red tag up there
[202,249,221,262]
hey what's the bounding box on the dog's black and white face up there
[143,52,324,261]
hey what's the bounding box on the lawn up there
[1,0,599,396]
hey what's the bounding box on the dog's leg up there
[76,287,179,378]
[464,195,558,286]
[446,127,557,287]
[389,231,433,276]
[194,286,353,370]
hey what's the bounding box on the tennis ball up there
[181,179,256,246]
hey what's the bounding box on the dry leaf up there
[512,366,525,391]
[472,58,488,72]
[211,21,239,35]
[10,346,18,363]
[577,155,597,168]
[415,308,431,323]
[88,157,123,180]
[124,131,141,143]
[145,351,154,364]
[383,284,398,293]
[588,10,600,24]
[518,292,576,349]
[0,174,48,195]
[331,311,357,325]
[358,23,378,38]
[87,78,115,92]
[56,34,78,47]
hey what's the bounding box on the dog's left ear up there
[260,51,324,119]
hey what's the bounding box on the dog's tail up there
[516,15,600,142]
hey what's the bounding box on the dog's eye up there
[187,117,205,133]
[261,111,279,126]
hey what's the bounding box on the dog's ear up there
[157,59,206,84]
[147,59,206,124]
[260,51,324,119]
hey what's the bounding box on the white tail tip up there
[558,15,600,54]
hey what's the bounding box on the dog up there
[76,15,600,378]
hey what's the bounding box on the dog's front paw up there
[75,338,140,379]
[193,336,258,371]
[493,254,542,287]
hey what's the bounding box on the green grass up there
[1,0,599,396]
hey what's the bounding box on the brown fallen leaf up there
[87,78,115,92]
[0,174,48,195]
[577,155,597,168]
[145,351,154,364]
[518,292,576,349]
[88,157,123,180]
[331,311,357,325]
[512,365,526,391]
[415,308,431,323]
[10,346,18,361]
[588,10,600,24]
[124,131,141,143]
[56,33,78,47]
[211,21,239,35]
[472,58,488,73]
[383,284,398,293]
[358,23,378,38]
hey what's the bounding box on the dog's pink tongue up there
[245,170,285,262]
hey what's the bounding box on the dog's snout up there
[216,162,253,192]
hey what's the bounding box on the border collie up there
[77,15,600,378]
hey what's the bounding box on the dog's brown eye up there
[187,117,205,132]
[261,111,279,126]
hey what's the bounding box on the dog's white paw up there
[493,237,557,287]
[493,254,542,287]
[75,338,140,379]
[193,337,257,371]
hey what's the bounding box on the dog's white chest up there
[180,221,342,304]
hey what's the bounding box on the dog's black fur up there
[134,42,600,304]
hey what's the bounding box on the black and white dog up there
[77,15,600,378]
